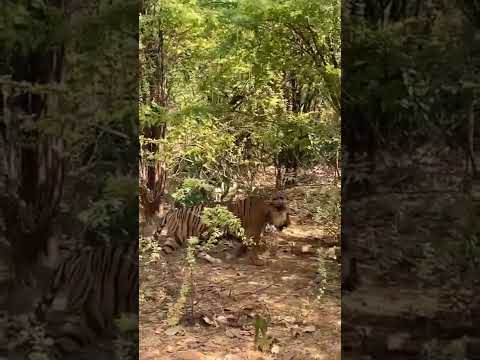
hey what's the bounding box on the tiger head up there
[264,191,291,232]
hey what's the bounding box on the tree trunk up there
[0,1,66,282]
[467,89,477,176]
[139,14,169,221]
[275,158,284,190]
[139,146,166,219]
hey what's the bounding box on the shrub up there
[171,178,214,207]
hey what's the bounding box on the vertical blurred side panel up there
[2,0,139,359]
[342,0,480,358]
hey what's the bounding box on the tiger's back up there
[157,204,209,253]
[33,240,139,358]
[157,192,291,261]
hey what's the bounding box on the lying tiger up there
[156,192,291,265]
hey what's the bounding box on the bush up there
[171,178,215,207]
[200,205,250,248]
[313,185,340,234]
[166,205,249,326]
[78,175,138,244]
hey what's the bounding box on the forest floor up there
[139,169,341,360]
[341,148,480,358]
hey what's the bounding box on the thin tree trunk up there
[467,91,476,175]
[275,158,284,190]
[1,1,66,281]
[139,18,169,220]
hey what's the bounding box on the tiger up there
[156,192,291,265]
[11,238,139,359]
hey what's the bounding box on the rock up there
[201,315,215,326]
[303,325,316,333]
[225,328,244,339]
[164,326,183,336]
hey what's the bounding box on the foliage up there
[0,0,138,266]
[171,178,215,207]
[160,117,251,187]
[166,205,251,326]
[139,235,162,267]
[140,0,341,191]
[201,206,251,247]
[113,314,139,360]
[316,252,328,298]
[8,314,52,360]
[311,184,340,237]
[254,315,273,352]
[343,5,479,155]
[139,0,342,331]
[415,197,480,292]
[166,236,197,327]
[77,176,138,244]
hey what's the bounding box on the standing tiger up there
[156,192,291,264]
[11,238,139,359]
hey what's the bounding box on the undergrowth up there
[166,205,250,326]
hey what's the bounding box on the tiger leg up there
[245,247,268,266]
[161,237,180,254]
[225,241,248,261]
[247,233,268,266]
[226,242,267,266]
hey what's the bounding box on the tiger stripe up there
[157,192,290,260]
[33,240,138,358]
[157,204,208,253]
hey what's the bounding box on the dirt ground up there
[139,171,341,360]
[341,148,480,358]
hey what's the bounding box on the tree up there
[1,0,140,279]
[139,0,207,218]
[139,0,341,200]
[1,1,66,280]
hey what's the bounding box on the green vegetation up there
[171,178,215,207]
[165,206,249,326]
[343,1,480,287]
[341,2,480,357]
[1,1,138,269]
[140,3,341,353]
[139,0,341,210]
